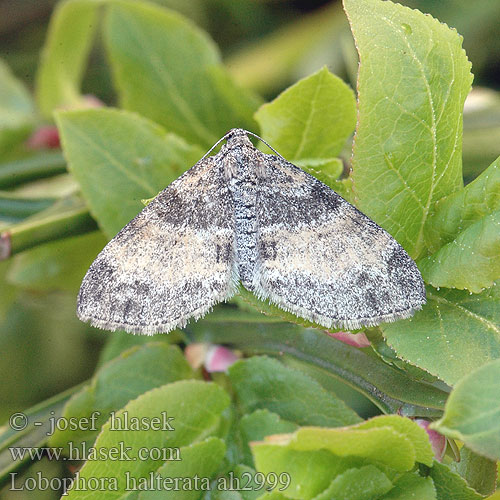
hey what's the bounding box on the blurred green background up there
[0,0,499,423]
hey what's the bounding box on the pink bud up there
[185,343,239,373]
[205,345,239,373]
[26,126,60,149]
[415,419,447,461]
[328,331,371,348]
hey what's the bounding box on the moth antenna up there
[200,130,285,162]
[199,131,234,161]
[245,131,285,159]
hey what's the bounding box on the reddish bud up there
[185,343,239,373]
[415,419,447,461]
[26,126,60,149]
[328,331,371,348]
[205,345,239,372]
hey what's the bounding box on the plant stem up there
[188,310,449,418]
[0,193,56,219]
[0,201,97,260]
[0,152,66,189]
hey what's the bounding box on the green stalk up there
[0,200,97,260]
[0,193,55,219]
[188,310,449,418]
[0,152,66,188]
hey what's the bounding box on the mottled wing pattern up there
[77,156,237,334]
[252,154,426,330]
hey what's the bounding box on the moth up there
[77,129,426,334]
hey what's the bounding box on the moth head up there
[225,128,253,149]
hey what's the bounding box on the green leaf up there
[313,465,392,500]
[452,447,497,497]
[228,356,361,428]
[279,355,379,420]
[56,108,204,237]
[239,410,298,466]
[49,343,194,450]
[104,1,260,148]
[36,0,99,118]
[256,493,290,500]
[425,158,500,252]
[251,416,429,499]
[354,415,433,466]
[419,210,500,293]
[215,464,267,500]
[240,410,299,445]
[267,424,415,471]
[382,285,500,385]
[98,329,184,366]
[432,358,500,461]
[0,58,35,152]
[345,0,473,259]
[419,158,500,292]
[254,66,355,175]
[139,437,226,500]
[296,159,345,191]
[252,445,353,500]
[369,333,442,385]
[120,492,139,500]
[382,473,436,500]
[65,380,230,499]
[7,231,107,292]
[429,461,483,500]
